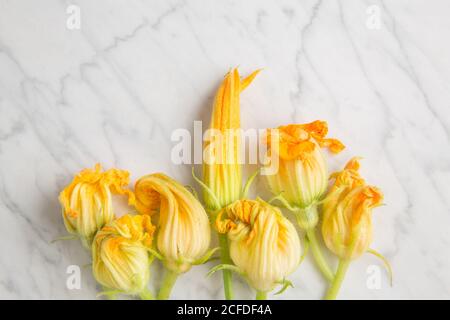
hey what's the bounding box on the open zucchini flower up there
[134,173,212,299]
[92,214,155,299]
[265,121,344,228]
[58,164,135,248]
[213,199,301,299]
[199,68,260,300]
[263,121,344,282]
[321,158,388,299]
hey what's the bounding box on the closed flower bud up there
[92,214,155,297]
[264,121,344,229]
[321,158,383,260]
[59,164,135,248]
[134,173,211,273]
[216,199,301,293]
[203,68,259,210]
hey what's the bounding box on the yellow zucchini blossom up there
[92,214,155,298]
[322,158,383,260]
[134,173,211,274]
[216,199,301,294]
[264,121,344,229]
[58,164,135,248]
[203,68,259,210]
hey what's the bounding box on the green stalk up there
[157,269,179,300]
[139,288,154,300]
[256,291,267,300]
[219,234,234,300]
[324,259,350,300]
[306,229,334,282]
[293,205,333,282]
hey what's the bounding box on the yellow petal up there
[203,68,259,210]
[92,214,155,295]
[216,199,300,292]
[135,173,211,273]
[322,158,383,260]
[58,164,134,248]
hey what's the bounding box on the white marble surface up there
[0,0,449,300]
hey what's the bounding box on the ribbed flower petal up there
[264,121,344,210]
[216,199,301,293]
[59,164,135,248]
[92,214,155,295]
[322,158,383,260]
[135,173,211,273]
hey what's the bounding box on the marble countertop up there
[1,0,449,300]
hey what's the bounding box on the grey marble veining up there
[0,0,449,299]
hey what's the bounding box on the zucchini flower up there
[58,164,135,248]
[202,68,260,211]
[214,199,301,299]
[322,158,386,299]
[265,121,344,228]
[264,121,344,282]
[92,214,155,299]
[322,158,383,260]
[201,68,259,300]
[134,173,212,299]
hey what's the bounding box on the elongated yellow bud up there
[58,164,135,248]
[134,173,211,273]
[203,68,260,210]
[92,214,155,296]
[322,158,383,260]
[216,199,301,293]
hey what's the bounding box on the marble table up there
[0,0,449,299]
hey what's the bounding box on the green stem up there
[256,291,267,300]
[219,234,234,300]
[139,288,154,300]
[325,259,350,300]
[100,286,119,300]
[306,229,334,282]
[157,269,179,300]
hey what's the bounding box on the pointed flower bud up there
[216,199,301,293]
[59,164,135,248]
[92,214,155,297]
[264,121,344,229]
[134,173,211,273]
[321,158,383,260]
[203,68,259,210]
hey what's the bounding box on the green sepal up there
[193,247,220,265]
[191,167,221,210]
[207,264,242,278]
[241,168,260,199]
[50,235,78,244]
[274,278,294,295]
[268,193,299,212]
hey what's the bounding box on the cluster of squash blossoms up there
[58,68,391,300]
